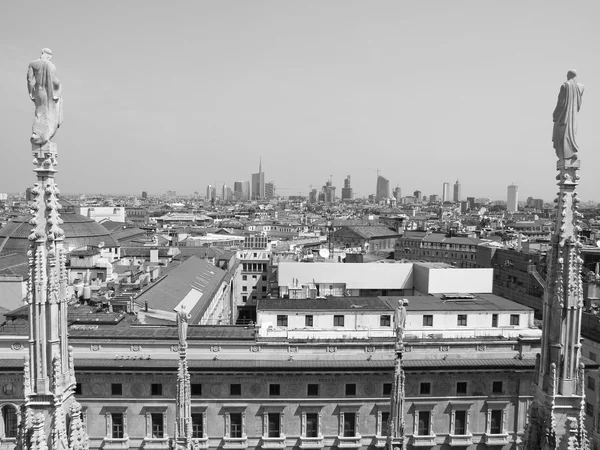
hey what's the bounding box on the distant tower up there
[453,179,461,202]
[265,182,275,200]
[442,182,450,202]
[393,187,402,204]
[507,184,518,212]
[413,190,422,202]
[376,175,390,202]
[18,50,89,450]
[252,158,265,200]
[341,175,353,201]
[206,184,213,200]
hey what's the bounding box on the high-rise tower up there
[442,182,450,202]
[507,184,518,212]
[251,158,265,200]
[453,179,461,203]
[17,48,89,450]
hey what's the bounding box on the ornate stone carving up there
[11,342,23,351]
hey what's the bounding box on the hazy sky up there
[1,1,599,201]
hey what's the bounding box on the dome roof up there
[0,211,120,254]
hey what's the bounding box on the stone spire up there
[388,299,407,450]
[522,73,587,450]
[174,307,192,450]
[17,49,89,450]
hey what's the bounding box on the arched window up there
[1,404,18,438]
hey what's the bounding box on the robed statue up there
[552,70,584,165]
[27,48,63,145]
[394,299,408,341]
[176,305,191,347]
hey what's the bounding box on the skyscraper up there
[206,184,213,200]
[323,180,336,203]
[341,175,353,201]
[453,179,461,203]
[234,181,244,201]
[413,190,422,202]
[442,182,450,202]
[507,184,518,212]
[265,182,275,200]
[252,158,265,200]
[376,175,389,202]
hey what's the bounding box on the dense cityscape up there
[2,3,600,450]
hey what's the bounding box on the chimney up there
[150,247,159,263]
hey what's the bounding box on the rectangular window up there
[590,351,597,362]
[230,413,242,438]
[588,376,596,391]
[380,315,391,327]
[343,412,356,437]
[420,382,431,395]
[191,413,203,438]
[381,412,390,437]
[262,286,267,292]
[510,314,520,326]
[242,275,247,281]
[457,315,467,326]
[418,411,431,436]
[334,315,345,327]
[306,413,319,438]
[112,413,124,439]
[151,413,164,438]
[383,383,392,396]
[454,410,466,435]
[423,315,433,327]
[230,384,241,396]
[456,382,467,395]
[277,315,288,327]
[305,315,313,327]
[587,403,594,416]
[74,383,82,395]
[242,286,248,292]
[268,413,280,438]
[307,384,319,397]
[492,314,498,328]
[269,384,281,396]
[490,410,503,434]
[111,383,123,396]
[492,381,503,394]
[151,383,162,396]
[345,384,356,396]
[242,295,247,303]
[191,384,202,396]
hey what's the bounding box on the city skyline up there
[1,2,600,201]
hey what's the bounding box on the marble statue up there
[176,305,191,346]
[394,299,408,340]
[27,48,63,145]
[552,70,584,165]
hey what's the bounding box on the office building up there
[507,184,518,212]
[442,182,450,202]
[393,187,401,204]
[413,190,422,202]
[323,180,336,203]
[265,182,275,200]
[341,175,353,201]
[376,176,389,202]
[453,179,461,203]
[252,159,265,200]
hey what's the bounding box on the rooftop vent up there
[441,293,476,302]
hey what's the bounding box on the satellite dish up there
[319,248,330,258]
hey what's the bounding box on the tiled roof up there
[0,213,119,253]
[0,252,29,278]
[340,226,400,239]
[134,255,227,320]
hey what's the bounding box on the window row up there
[74,381,509,398]
[75,382,395,398]
[275,314,392,328]
[419,314,520,327]
[98,404,509,441]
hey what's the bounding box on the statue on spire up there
[552,70,584,166]
[27,48,63,145]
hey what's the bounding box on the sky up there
[1,1,599,202]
